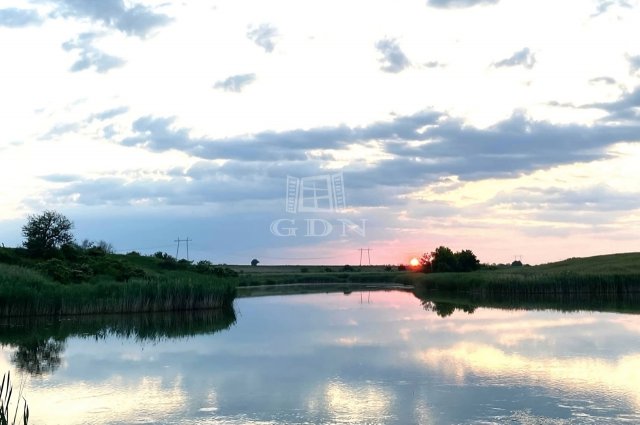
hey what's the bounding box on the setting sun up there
[409,258,420,267]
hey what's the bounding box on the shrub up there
[37,259,72,283]
[61,243,83,262]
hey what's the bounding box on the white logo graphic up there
[286,173,346,213]
[270,172,366,238]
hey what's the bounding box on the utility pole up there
[358,248,372,266]
[174,237,192,260]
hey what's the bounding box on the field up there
[232,264,405,286]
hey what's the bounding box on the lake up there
[2,288,640,424]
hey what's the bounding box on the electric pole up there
[174,237,192,260]
[358,248,372,266]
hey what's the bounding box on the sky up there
[0,0,639,265]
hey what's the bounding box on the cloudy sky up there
[1,0,639,265]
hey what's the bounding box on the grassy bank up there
[0,265,236,316]
[0,247,237,317]
[402,252,640,296]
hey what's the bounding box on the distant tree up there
[96,240,114,254]
[251,258,260,266]
[81,239,114,254]
[419,252,433,273]
[455,249,480,272]
[431,246,457,273]
[511,260,523,267]
[22,210,74,258]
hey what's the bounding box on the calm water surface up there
[2,289,640,424]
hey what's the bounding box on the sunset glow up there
[0,0,639,265]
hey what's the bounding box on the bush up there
[159,256,178,270]
[398,264,407,271]
[61,243,83,262]
[212,267,238,278]
[196,260,214,273]
[0,248,23,265]
[85,247,107,257]
[69,263,93,282]
[37,259,72,283]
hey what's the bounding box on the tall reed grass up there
[0,263,236,317]
[0,372,29,425]
[402,269,640,298]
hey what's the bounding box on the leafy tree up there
[22,210,74,258]
[455,249,480,272]
[511,260,523,267]
[431,246,457,273]
[419,252,433,273]
[251,259,260,266]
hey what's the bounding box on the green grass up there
[0,263,236,316]
[403,252,640,296]
[234,265,403,286]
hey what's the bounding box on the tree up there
[431,246,457,272]
[455,249,480,272]
[419,252,432,273]
[22,211,74,258]
[251,258,260,267]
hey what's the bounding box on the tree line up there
[419,246,480,273]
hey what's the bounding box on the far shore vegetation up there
[1,210,639,318]
[0,211,236,317]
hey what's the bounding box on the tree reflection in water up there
[1,307,237,376]
[420,300,477,317]
[12,338,65,375]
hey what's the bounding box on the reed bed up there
[402,269,640,298]
[0,264,236,317]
